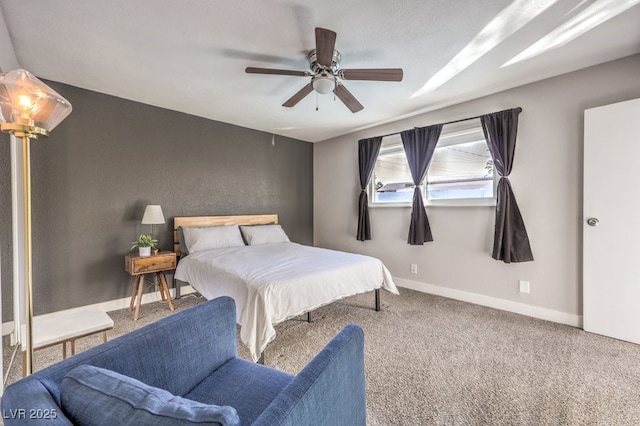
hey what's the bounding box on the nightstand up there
[125,251,176,320]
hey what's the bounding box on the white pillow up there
[182,225,245,253]
[240,224,290,245]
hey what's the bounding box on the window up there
[370,121,496,206]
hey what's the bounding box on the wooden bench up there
[23,309,114,375]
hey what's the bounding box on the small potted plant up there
[131,233,158,257]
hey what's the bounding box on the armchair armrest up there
[1,379,73,425]
[253,324,366,426]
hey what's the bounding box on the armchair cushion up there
[60,365,240,426]
[184,357,293,424]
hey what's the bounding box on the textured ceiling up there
[1,0,639,142]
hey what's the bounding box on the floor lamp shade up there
[0,69,72,376]
[0,69,72,132]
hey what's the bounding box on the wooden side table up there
[125,251,177,320]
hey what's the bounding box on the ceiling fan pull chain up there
[316,91,319,111]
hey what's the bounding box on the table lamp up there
[141,205,165,253]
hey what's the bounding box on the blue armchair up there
[1,297,366,425]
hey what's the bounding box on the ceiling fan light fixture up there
[312,74,335,95]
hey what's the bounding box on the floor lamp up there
[0,69,72,375]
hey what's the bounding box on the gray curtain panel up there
[481,107,534,263]
[357,137,382,241]
[400,124,443,245]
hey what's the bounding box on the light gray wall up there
[314,54,640,318]
[1,81,313,320]
[0,6,18,72]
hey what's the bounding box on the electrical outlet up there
[410,264,418,274]
[519,280,530,294]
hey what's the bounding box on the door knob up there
[587,218,599,226]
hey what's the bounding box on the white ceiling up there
[1,0,638,142]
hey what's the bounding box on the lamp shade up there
[0,69,72,132]
[141,205,165,225]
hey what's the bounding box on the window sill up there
[370,199,496,208]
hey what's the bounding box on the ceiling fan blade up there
[340,68,404,81]
[282,83,314,107]
[315,27,337,67]
[245,67,309,77]
[333,84,364,113]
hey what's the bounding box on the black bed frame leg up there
[307,311,312,323]
[375,288,381,312]
[173,277,181,299]
[257,352,265,365]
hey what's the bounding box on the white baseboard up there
[2,285,198,337]
[395,277,583,328]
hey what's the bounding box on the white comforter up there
[175,242,398,360]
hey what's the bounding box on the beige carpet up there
[4,289,640,425]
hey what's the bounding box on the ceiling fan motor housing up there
[307,49,341,74]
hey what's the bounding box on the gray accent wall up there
[314,54,640,320]
[0,133,10,320]
[1,81,313,320]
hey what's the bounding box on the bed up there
[173,214,398,361]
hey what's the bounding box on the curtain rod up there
[376,107,523,139]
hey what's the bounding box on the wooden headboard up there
[173,214,279,254]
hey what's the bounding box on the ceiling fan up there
[245,27,403,113]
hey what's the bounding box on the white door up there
[583,98,640,344]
